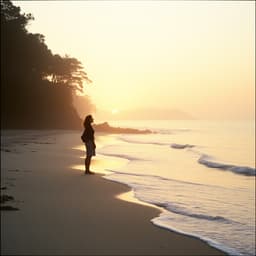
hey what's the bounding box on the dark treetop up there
[1,0,92,129]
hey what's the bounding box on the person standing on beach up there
[81,115,96,175]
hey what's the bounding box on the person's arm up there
[81,130,86,143]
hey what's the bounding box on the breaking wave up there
[153,202,233,224]
[198,155,255,176]
[171,143,195,149]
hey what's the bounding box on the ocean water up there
[96,120,255,256]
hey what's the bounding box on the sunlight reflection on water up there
[70,153,128,175]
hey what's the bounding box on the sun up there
[111,108,119,115]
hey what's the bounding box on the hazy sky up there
[14,1,255,120]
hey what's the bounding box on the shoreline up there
[1,130,226,255]
[103,174,231,256]
[105,183,231,256]
[100,155,234,256]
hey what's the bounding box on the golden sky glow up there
[14,1,255,119]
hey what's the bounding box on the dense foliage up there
[1,0,91,129]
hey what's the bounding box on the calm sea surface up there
[97,120,255,256]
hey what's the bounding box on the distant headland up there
[93,122,152,134]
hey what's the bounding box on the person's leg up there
[85,156,91,172]
[84,142,95,174]
[85,156,94,174]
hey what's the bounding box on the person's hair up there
[83,115,93,128]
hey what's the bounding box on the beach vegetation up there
[1,0,93,129]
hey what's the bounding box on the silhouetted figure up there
[81,115,96,175]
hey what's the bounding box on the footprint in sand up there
[8,169,20,172]
[0,195,20,211]
[0,206,19,211]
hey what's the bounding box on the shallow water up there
[97,120,255,256]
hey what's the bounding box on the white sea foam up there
[118,136,170,146]
[151,214,243,256]
[154,202,233,223]
[99,152,142,161]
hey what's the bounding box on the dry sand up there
[1,130,226,255]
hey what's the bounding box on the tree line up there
[1,0,92,129]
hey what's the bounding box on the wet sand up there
[1,130,226,255]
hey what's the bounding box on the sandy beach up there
[1,130,226,255]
